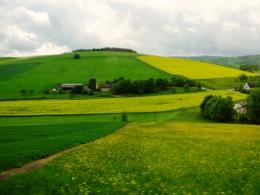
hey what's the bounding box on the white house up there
[244,82,256,91]
[234,102,247,115]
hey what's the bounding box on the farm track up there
[0,124,122,181]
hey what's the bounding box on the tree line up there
[110,76,199,95]
[200,89,260,124]
[73,47,137,53]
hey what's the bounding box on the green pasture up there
[1,122,259,194]
[0,122,124,172]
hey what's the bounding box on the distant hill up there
[187,55,260,69]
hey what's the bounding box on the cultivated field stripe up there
[0,90,246,116]
[138,55,257,79]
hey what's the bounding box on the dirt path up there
[0,142,89,181]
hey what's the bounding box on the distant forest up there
[73,47,137,53]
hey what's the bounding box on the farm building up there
[244,82,256,91]
[234,102,247,115]
[59,83,84,92]
[98,83,113,92]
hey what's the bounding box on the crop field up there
[138,55,257,79]
[0,90,247,116]
[0,122,259,194]
[0,122,124,172]
[0,52,171,100]
[0,107,206,127]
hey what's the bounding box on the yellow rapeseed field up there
[138,55,257,79]
[0,90,246,116]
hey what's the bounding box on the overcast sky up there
[1,0,260,57]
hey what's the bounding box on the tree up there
[73,53,81,59]
[239,74,248,82]
[247,89,260,123]
[200,95,235,122]
[88,78,97,91]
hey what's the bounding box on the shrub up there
[121,112,128,122]
[44,89,50,95]
[20,89,27,96]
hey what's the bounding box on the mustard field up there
[138,55,257,79]
[0,90,247,116]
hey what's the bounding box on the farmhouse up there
[234,102,247,114]
[244,82,256,91]
[98,83,113,92]
[59,83,84,92]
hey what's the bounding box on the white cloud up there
[0,0,260,56]
[14,6,51,26]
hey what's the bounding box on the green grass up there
[0,122,124,172]
[0,52,171,100]
[0,122,259,194]
[198,77,241,89]
[0,107,206,126]
[0,90,247,116]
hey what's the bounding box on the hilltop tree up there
[73,53,81,59]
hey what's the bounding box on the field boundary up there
[0,123,127,181]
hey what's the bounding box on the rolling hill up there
[0,52,171,99]
[187,55,260,69]
[138,55,257,79]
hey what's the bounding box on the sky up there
[0,0,260,57]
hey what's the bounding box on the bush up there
[247,89,260,123]
[239,114,248,124]
[121,112,128,122]
[73,53,81,59]
[200,95,234,122]
[20,89,27,96]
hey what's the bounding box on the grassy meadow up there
[138,55,257,79]
[0,90,246,116]
[0,51,171,100]
[0,122,124,172]
[0,51,259,194]
[0,122,259,194]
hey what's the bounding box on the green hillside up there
[0,52,171,99]
[187,55,260,69]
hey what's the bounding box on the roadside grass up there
[138,55,257,79]
[0,122,259,194]
[0,90,247,116]
[0,122,124,172]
